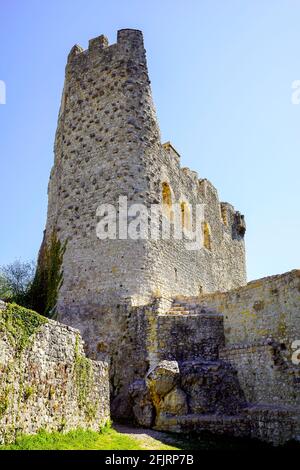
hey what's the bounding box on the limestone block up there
[129,380,154,427]
[160,387,188,416]
[146,360,179,398]
[0,303,110,444]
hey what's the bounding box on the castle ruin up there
[40,29,300,445]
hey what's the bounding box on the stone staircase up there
[146,297,300,445]
[125,295,300,446]
[155,299,224,362]
[167,303,195,315]
[167,298,217,316]
[146,299,249,437]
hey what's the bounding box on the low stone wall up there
[246,405,299,446]
[219,341,300,407]
[130,359,300,446]
[197,270,300,407]
[199,270,300,349]
[153,407,299,446]
[0,302,110,444]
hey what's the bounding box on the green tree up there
[0,260,35,304]
[0,273,10,299]
[28,230,66,318]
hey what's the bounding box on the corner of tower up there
[67,44,84,62]
[117,28,144,48]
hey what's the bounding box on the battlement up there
[88,34,109,53]
[67,29,144,65]
[198,178,218,199]
[161,145,245,238]
[162,141,180,168]
[117,28,143,46]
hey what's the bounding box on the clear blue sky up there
[0,0,299,281]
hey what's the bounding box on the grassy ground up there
[1,425,299,451]
[0,428,144,451]
[0,428,177,451]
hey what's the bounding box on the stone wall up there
[149,146,247,299]
[56,300,152,420]
[152,405,299,446]
[219,341,300,407]
[195,270,300,409]
[199,270,300,347]
[163,271,300,443]
[56,299,227,420]
[0,302,110,444]
[155,313,224,362]
[128,302,300,445]
[58,277,300,446]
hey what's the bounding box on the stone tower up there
[44,29,246,323]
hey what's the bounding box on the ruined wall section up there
[146,142,247,298]
[199,270,300,346]
[0,302,110,444]
[197,270,300,411]
[156,313,225,362]
[58,301,154,420]
[219,342,300,408]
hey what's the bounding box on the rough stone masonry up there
[38,29,299,445]
[0,301,110,443]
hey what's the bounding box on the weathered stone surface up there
[110,387,132,422]
[156,313,224,361]
[146,361,180,398]
[180,360,245,415]
[160,387,188,416]
[0,303,110,444]
[63,303,150,421]
[129,380,154,427]
[199,270,300,409]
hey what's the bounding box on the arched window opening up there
[203,222,212,251]
[180,201,191,231]
[162,182,173,220]
[162,182,172,207]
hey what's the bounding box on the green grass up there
[1,426,298,451]
[0,428,145,451]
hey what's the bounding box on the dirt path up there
[113,424,181,450]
